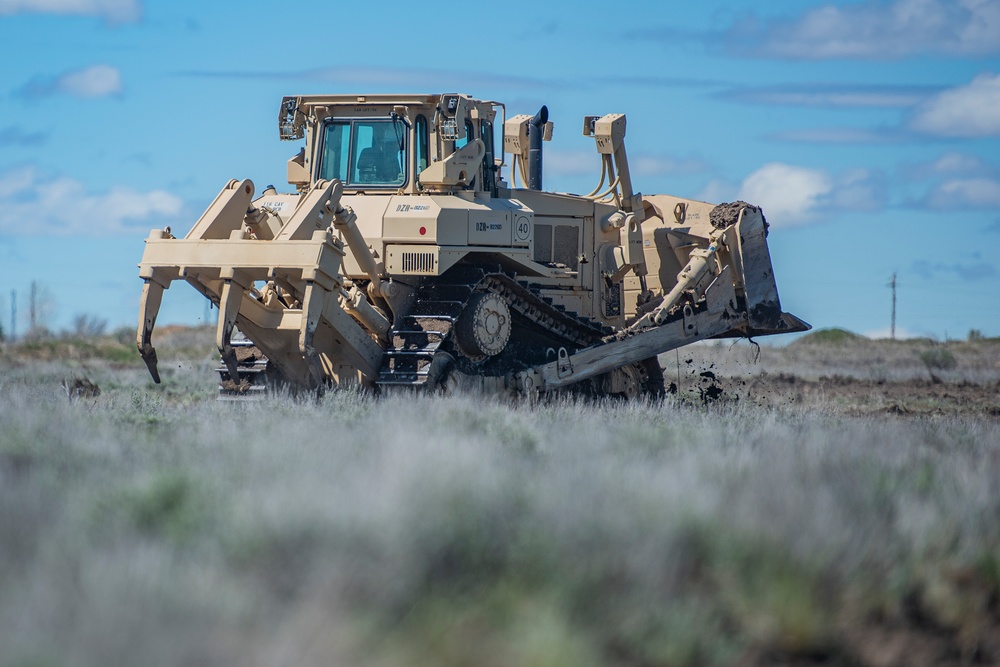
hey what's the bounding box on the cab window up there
[481,119,496,195]
[318,118,407,187]
[415,114,429,174]
[319,122,350,183]
[454,119,475,150]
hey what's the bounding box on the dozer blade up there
[710,207,810,338]
[730,205,808,334]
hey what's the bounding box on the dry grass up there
[1,328,999,666]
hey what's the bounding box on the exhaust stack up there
[504,106,553,191]
[528,105,548,191]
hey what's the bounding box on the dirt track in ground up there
[666,335,1000,418]
[738,373,1000,417]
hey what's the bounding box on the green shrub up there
[794,328,863,345]
[105,472,207,542]
[919,347,957,372]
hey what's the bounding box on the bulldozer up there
[136,93,808,398]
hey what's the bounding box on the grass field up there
[1,328,998,666]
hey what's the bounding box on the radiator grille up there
[534,224,552,263]
[401,251,436,274]
[553,225,580,269]
[533,223,580,269]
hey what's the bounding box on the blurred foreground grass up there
[1,351,999,666]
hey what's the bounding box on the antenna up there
[888,272,897,340]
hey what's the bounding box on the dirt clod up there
[61,377,100,400]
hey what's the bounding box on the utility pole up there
[888,272,897,340]
[9,289,15,342]
[29,281,37,333]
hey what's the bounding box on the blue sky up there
[0,0,998,340]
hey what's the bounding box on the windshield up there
[318,119,407,187]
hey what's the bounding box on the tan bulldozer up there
[137,93,808,398]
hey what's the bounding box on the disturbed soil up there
[733,373,999,417]
[669,333,1000,418]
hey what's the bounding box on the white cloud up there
[926,177,1000,208]
[733,0,1000,59]
[0,0,141,23]
[901,152,1000,208]
[57,64,122,97]
[0,167,35,196]
[737,163,833,226]
[909,73,1000,138]
[712,164,886,227]
[925,151,991,175]
[828,168,885,211]
[759,74,1000,144]
[19,64,123,98]
[0,166,183,236]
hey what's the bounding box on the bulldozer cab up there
[281,93,501,195]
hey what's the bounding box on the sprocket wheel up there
[454,291,512,360]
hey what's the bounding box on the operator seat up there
[380,140,403,183]
[356,145,383,183]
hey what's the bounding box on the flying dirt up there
[136,93,808,397]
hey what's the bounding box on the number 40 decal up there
[514,216,531,242]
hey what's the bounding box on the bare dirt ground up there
[666,331,1000,418]
[744,373,1000,417]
